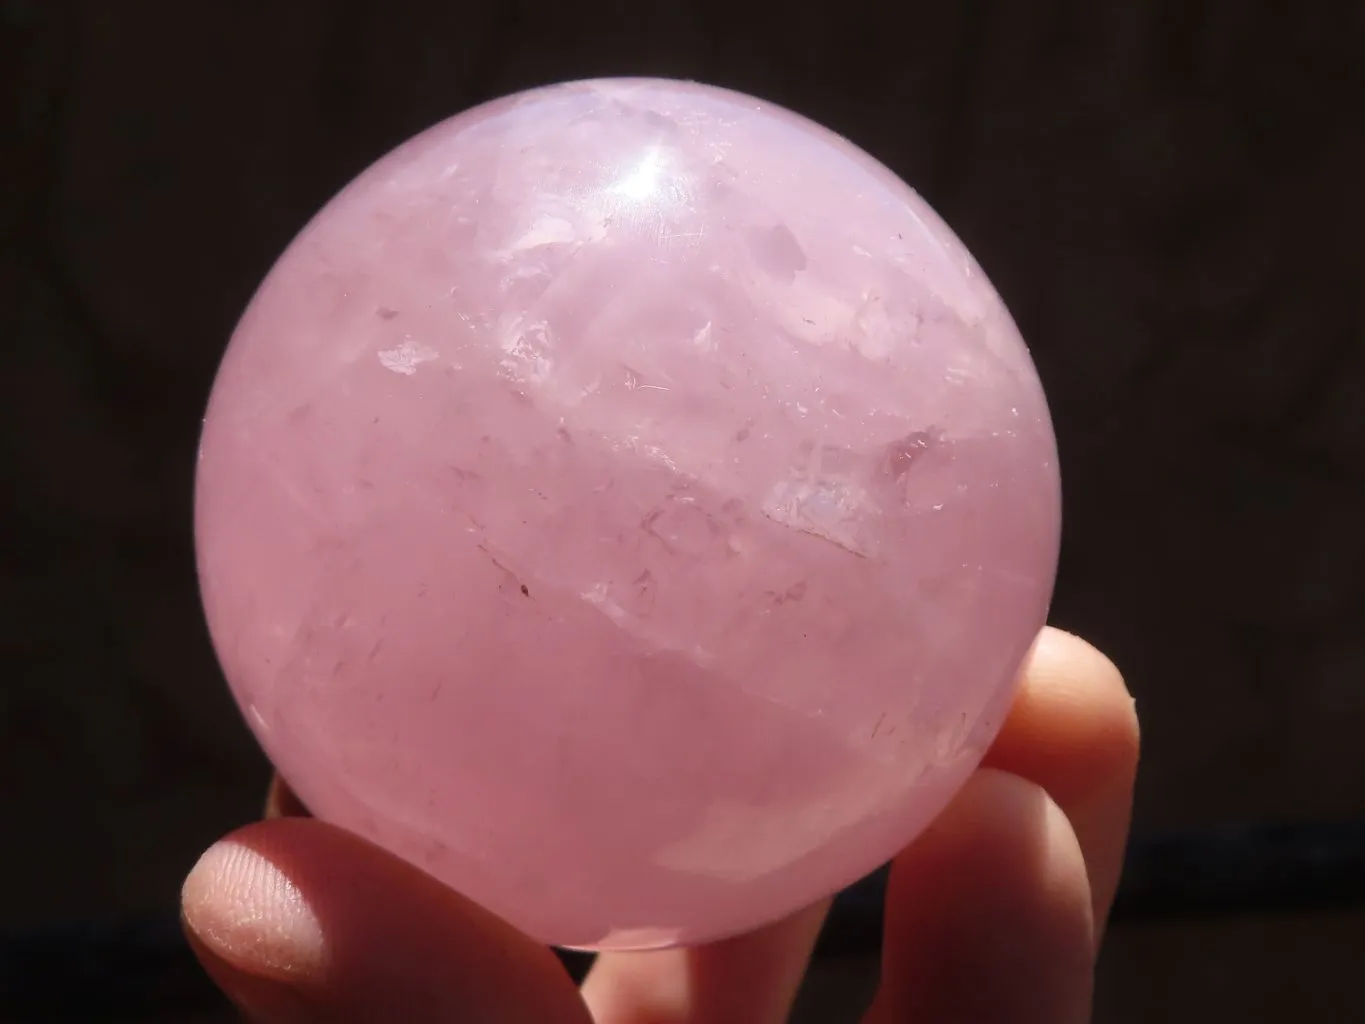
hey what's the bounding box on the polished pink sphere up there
[195,78,1060,950]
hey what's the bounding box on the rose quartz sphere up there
[195,78,1061,950]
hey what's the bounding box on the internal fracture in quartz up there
[194,78,1062,950]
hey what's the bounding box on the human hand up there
[182,627,1138,1022]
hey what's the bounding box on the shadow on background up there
[3,0,1364,1020]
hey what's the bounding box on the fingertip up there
[891,769,1094,940]
[181,818,590,1023]
[182,830,325,980]
[869,769,1094,1024]
[1004,626,1141,804]
[1029,627,1139,743]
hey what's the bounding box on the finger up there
[181,817,591,1023]
[865,769,1094,1024]
[581,897,831,1024]
[981,627,1140,932]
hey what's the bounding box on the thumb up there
[181,816,590,1023]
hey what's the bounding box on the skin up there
[182,626,1139,1022]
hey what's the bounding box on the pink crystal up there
[195,78,1061,950]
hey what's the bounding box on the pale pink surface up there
[195,78,1061,950]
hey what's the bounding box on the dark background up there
[4,0,1365,1020]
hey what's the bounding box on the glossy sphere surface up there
[196,78,1061,950]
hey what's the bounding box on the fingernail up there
[182,839,326,978]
